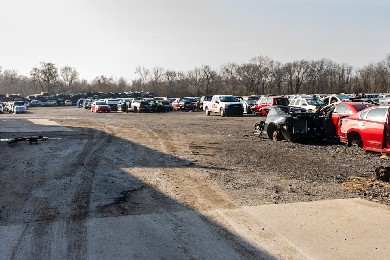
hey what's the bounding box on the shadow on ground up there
[0,121,275,259]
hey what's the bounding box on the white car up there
[289,96,325,112]
[205,95,243,117]
[7,101,27,114]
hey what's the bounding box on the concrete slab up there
[87,198,390,259]
[0,119,72,132]
[239,198,390,259]
[86,210,251,260]
[1,199,389,259]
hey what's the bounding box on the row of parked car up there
[78,97,203,113]
[0,101,28,114]
[253,100,390,156]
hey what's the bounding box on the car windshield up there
[182,98,197,102]
[337,94,351,101]
[220,96,238,102]
[247,100,257,105]
[274,98,289,106]
[307,99,324,106]
[96,101,107,105]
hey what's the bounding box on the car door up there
[362,107,388,150]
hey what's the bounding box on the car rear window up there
[334,104,350,114]
[365,107,388,122]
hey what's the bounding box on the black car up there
[253,105,332,143]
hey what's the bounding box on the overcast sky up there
[0,0,389,81]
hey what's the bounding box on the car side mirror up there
[215,101,219,104]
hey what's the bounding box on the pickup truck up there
[200,95,213,111]
[205,95,243,117]
[5,101,27,114]
[103,99,120,111]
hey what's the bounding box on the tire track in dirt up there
[10,127,110,259]
[123,126,236,212]
[64,128,110,259]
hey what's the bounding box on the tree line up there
[1,54,390,98]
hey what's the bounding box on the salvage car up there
[29,100,43,107]
[153,100,173,112]
[205,95,243,117]
[103,99,120,111]
[129,99,151,113]
[91,101,111,113]
[320,102,375,136]
[5,101,27,114]
[339,105,390,154]
[252,96,290,115]
[172,97,199,111]
[253,106,328,143]
[289,95,325,112]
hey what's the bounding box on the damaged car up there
[253,106,332,143]
[339,105,390,154]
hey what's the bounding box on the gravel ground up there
[2,107,389,208]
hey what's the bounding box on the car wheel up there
[347,133,363,148]
[272,130,282,141]
[220,108,225,117]
[134,107,138,113]
[205,108,210,116]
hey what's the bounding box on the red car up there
[339,105,390,154]
[253,96,289,115]
[320,102,374,136]
[172,97,199,111]
[91,101,111,113]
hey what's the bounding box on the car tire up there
[272,130,282,141]
[205,109,210,116]
[347,133,363,148]
[220,108,225,117]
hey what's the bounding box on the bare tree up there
[164,70,177,96]
[220,63,241,95]
[200,65,216,95]
[269,61,286,95]
[151,66,165,94]
[91,75,114,92]
[2,69,19,92]
[117,77,129,92]
[60,66,79,93]
[135,66,150,91]
[285,60,310,94]
[30,62,58,93]
[187,67,202,95]
[236,63,261,94]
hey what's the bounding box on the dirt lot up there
[1,106,390,259]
